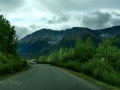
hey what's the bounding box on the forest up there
[38,37,120,88]
[0,15,28,76]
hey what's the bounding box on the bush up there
[0,53,28,76]
[100,70,120,87]
[80,58,120,87]
[2,63,14,74]
[42,38,120,88]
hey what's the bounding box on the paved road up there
[0,64,104,90]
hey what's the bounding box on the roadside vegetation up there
[38,37,120,88]
[0,15,28,77]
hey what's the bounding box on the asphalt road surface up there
[0,64,104,90]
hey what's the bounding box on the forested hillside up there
[18,26,120,59]
[38,37,120,88]
[0,15,28,76]
[18,27,103,59]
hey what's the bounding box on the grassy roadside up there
[56,66,120,90]
[0,65,31,81]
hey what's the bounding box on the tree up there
[0,15,18,56]
[74,38,95,63]
[95,38,120,71]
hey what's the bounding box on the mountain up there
[18,25,120,59]
[93,25,120,39]
[18,29,63,53]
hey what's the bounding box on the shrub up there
[0,53,28,76]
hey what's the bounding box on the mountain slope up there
[18,25,120,59]
[92,25,120,39]
[37,28,102,56]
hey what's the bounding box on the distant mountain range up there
[18,25,120,59]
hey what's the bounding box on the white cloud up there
[1,0,120,38]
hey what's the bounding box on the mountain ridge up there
[18,25,120,59]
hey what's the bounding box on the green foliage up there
[39,37,120,88]
[50,51,60,65]
[74,38,95,62]
[0,52,28,76]
[95,38,120,71]
[37,55,50,64]
[81,58,120,87]
[0,15,28,76]
[0,15,18,55]
[60,48,74,62]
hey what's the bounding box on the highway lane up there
[0,64,104,90]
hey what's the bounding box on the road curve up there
[0,64,104,90]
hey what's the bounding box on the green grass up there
[0,65,31,80]
[57,66,120,90]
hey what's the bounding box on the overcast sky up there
[0,0,120,39]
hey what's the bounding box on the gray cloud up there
[0,0,25,12]
[15,26,30,40]
[35,0,120,15]
[48,20,54,24]
[48,11,120,30]
[112,12,120,17]
[48,17,56,24]
[1,0,120,37]
[29,24,40,30]
[62,25,71,30]
[111,18,120,26]
[48,13,70,24]
[29,24,37,30]
[81,11,112,29]
[58,14,70,23]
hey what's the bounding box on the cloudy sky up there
[0,0,120,39]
